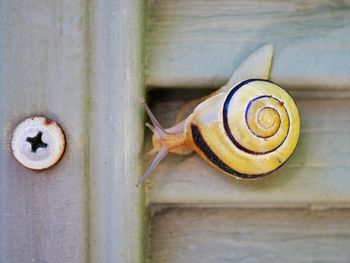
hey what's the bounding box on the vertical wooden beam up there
[0,0,145,262]
[0,1,89,262]
[87,0,145,262]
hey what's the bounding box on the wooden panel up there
[87,0,146,262]
[150,208,350,263]
[146,0,350,89]
[0,0,145,262]
[0,1,88,262]
[146,90,350,207]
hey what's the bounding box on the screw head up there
[11,116,66,170]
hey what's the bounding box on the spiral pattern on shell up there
[188,79,300,179]
[223,79,291,155]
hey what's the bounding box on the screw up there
[11,116,66,170]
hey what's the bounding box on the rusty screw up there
[11,116,65,170]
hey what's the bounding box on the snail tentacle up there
[136,146,168,187]
[138,98,193,186]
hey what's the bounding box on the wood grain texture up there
[0,0,146,262]
[0,1,88,262]
[145,91,350,207]
[146,0,350,89]
[86,0,146,262]
[149,208,350,263]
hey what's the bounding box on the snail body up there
[137,46,300,186]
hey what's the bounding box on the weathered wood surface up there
[146,0,350,89]
[0,1,88,262]
[88,0,145,262]
[0,0,145,262]
[149,208,350,263]
[146,91,350,207]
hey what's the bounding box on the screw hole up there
[26,131,48,153]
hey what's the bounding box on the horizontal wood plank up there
[145,92,350,207]
[146,0,350,89]
[150,208,350,263]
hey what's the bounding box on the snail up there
[137,45,300,187]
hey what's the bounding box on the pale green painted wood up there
[0,0,89,262]
[146,95,350,207]
[143,2,350,262]
[87,0,145,262]
[150,208,350,263]
[146,0,350,89]
[0,0,146,262]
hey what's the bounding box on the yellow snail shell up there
[186,79,300,178]
[136,45,300,187]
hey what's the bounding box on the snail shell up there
[137,78,300,186]
[186,79,300,179]
[137,45,300,187]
